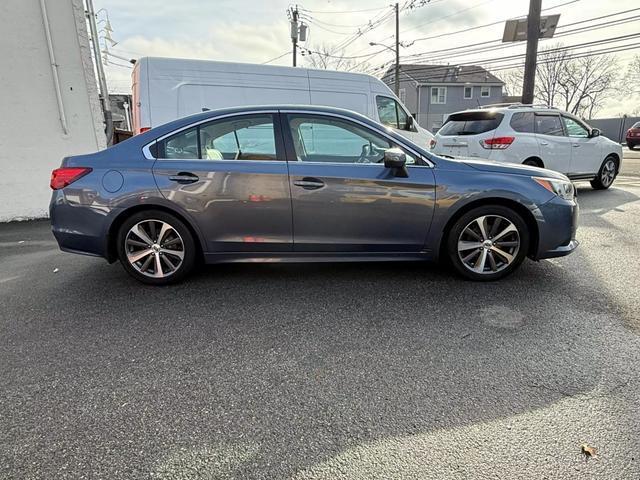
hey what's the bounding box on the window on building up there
[464,86,473,99]
[399,88,406,103]
[431,87,447,104]
[480,86,491,98]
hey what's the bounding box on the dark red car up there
[627,121,640,150]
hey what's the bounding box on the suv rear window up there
[439,112,504,136]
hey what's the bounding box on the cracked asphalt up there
[1,155,639,479]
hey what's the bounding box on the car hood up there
[458,157,569,180]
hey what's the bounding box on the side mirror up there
[590,128,600,138]
[384,148,408,177]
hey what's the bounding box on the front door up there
[534,113,572,174]
[152,112,292,252]
[561,115,602,176]
[282,112,436,253]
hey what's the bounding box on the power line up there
[262,51,290,64]
[403,15,640,64]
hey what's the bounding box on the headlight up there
[532,176,575,200]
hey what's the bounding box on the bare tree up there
[497,44,619,118]
[302,44,372,73]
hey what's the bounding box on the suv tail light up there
[480,136,515,150]
[50,167,92,190]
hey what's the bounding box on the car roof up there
[456,104,564,115]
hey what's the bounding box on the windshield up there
[439,112,504,136]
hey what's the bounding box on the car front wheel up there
[116,210,196,285]
[447,205,530,281]
[590,156,618,190]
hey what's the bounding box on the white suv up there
[431,104,623,189]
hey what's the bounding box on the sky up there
[93,0,639,117]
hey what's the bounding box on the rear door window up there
[510,112,535,133]
[439,112,503,136]
[535,114,565,137]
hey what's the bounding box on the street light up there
[369,41,408,96]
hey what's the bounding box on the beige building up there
[0,0,106,221]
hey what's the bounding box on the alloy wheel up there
[601,159,616,187]
[124,219,185,278]
[457,215,520,274]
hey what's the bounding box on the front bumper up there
[533,196,579,260]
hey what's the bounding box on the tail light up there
[480,136,515,150]
[429,139,437,149]
[139,127,151,134]
[50,167,92,190]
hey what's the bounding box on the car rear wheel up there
[523,158,542,167]
[590,156,618,190]
[447,205,530,281]
[628,143,636,150]
[117,210,196,285]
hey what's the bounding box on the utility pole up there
[86,0,113,144]
[394,2,400,96]
[290,5,299,67]
[522,0,542,104]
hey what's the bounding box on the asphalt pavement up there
[1,156,639,479]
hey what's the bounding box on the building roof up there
[383,64,504,85]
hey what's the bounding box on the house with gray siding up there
[383,64,505,133]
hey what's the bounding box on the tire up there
[116,210,196,285]
[628,143,636,150]
[523,158,542,167]
[590,156,618,190]
[447,205,530,281]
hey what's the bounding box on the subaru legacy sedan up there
[50,105,578,285]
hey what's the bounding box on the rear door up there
[534,113,572,174]
[434,111,504,158]
[282,111,436,253]
[561,115,601,176]
[152,112,293,252]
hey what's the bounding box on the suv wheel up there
[590,156,618,190]
[447,205,530,281]
[117,210,196,285]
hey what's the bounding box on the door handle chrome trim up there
[293,178,325,190]
[169,173,199,184]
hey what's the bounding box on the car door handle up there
[539,141,549,146]
[169,172,199,184]
[293,178,325,190]
[572,144,580,147]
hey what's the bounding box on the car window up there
[287,114,415,165]
[158,114,277,160]
[200,115,276,160]
[562,116,589,138]
[163,127,199,159]
[633,122,640,129]
[439,112,503,136]
[510,112,535,133]
[376,96,411,131]
[535,114,564,137]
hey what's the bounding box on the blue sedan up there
[50,105,578,284]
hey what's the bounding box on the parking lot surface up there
[1,157,639,479]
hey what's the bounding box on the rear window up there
[439,112,504,136]
[633,122,640,129]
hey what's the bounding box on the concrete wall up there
[588,117,640,144]
[0,0,105,222]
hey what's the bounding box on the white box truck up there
[131,57,434,147]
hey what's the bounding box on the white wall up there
[0,0,106,222]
